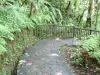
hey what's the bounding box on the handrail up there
[75,27,100,32]
[34,25,100,39]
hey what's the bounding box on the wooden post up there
[73,26,75,38]
[90,29,92,35]
[52,25,56,37]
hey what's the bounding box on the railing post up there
[52,24,56,37]
[90,29,92,35]
[72,26,75,38]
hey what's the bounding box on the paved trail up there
[17,38,78,75]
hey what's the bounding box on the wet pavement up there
[17,38,78,75]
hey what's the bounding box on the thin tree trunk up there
[7,1,14,4]
[21,0,28,6]
[29,2,33,17]
[65,1,71,13]
[95,9,99,29]
[95,0,99,29]
[74,0,78,9]
[29,1,36,18]
[78,9,87,25]
[85,0,93,28]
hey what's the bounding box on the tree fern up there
[72,35,100,64]
[31,0,62,25]
[82,35,99,51]
[0,0,63,55]
[0,38,7,55]
[0,25,13,40]
[82,35,100,63]
[92,50,100,62]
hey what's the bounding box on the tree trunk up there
[65,1,71,13]
[21,0,28,6]
[29,1,36,17]
[85,0,93,28]
[78,9,86,26]
[74,0,78,9]
[29,2,33,17]
[85,0,93,35]
[95,0,99,29]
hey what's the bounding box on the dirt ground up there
[60,45,100,75]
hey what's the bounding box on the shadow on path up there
[17,38,78,75]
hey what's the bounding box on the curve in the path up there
[17,38,78,75]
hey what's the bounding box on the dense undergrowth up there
[59,35,100,75]
[72,35,100,65]
[65,35,100,74]
[0,0,100,75]
[0,0,62,75]
[0,0,62,55]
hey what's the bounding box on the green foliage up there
[72,35,100,65]
[31,0,62,25]
[0,0,62,55]
[82,35,99,51]
[0,4,33,55]
[0,0,63,74]
[1,67,6,75]
[0,25,13,40]
[48,0,100,29]
[0,45,7,55]
[59,45,66,53]
[82,35,100,62]
[0,5,34,32]
[72,53,83,64]
[0,38,7,55]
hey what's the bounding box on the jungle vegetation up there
[0,0,100,75]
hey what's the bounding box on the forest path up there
[17,38,78,75]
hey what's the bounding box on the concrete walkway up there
[17,38,77,75]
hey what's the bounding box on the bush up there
[72,35,100,65]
